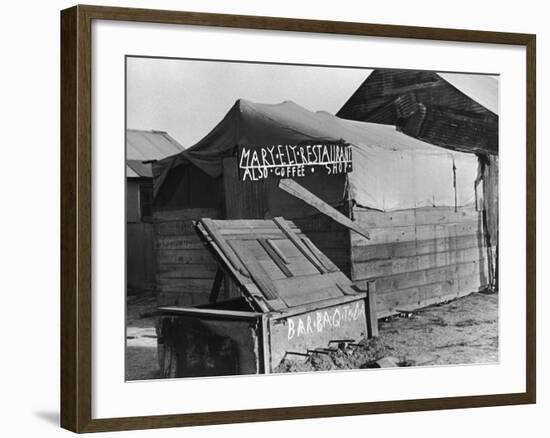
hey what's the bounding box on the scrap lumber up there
[278,178,370,239]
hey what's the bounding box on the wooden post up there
[366,281,379,338]
[209,269,224,304]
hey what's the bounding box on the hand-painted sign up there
[286,300,366,341]
[238,142,352,182]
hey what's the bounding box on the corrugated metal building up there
[126,129,184,293]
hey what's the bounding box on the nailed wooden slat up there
[353,205,481,228]
[280,287,342,307]
[157,264,218,279]
[351,222,482,246]
[212,219,299,230]
[156,278,215,294]
[355,258,489,293]
[156,291,209,307]
[273,272,351,298]
[159,306,261,320]
[301,236,340,273]
[266,239,290,264]
[156,249,215,265]
[155,235,205,250]
[366,281,379,337]
[228,240,286,309]
[155,221,198,236]
[195,227,270,313]
[279,178,370,239]
[374,272,487,317]
[153,207,220,222]
[200,218,248,276]
[351,234,486,262]
[209,269,225,304]
[273,272,347,306]
[273,217,327,274]
[351,246,494,280]
[258,239,292,277]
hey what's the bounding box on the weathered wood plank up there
[211,219,298,230]
[355,258,489,293]
[157,264,218,279]
[153,208,220,222]
[155,221,198,236]
[353,205,481,228]
[228,240,280,302]
[272,271,355,307]
[351,222,482,246]
[266,239,290,264]
[155,235,205,250]
[209,269,224,304]
[279,178,370,239]
[374,272,486,317]
[258,239,293,277]
[351,246,493,280]
[200,219,248,276]
[351,234,486,262]
[157,249,216,265]
[157,291,210,307]
[220,231,291,240]
[157,278,215,294]
[273,217,327,274]
[159,306,261,320]
[157,262,217,272]
[366,281,379,337]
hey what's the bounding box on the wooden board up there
[358,258,489,294]
[351,246,494,279]
[157,249,216,265]
[353,205,481,228]
[155,235,206,250]
[279,178,370,239]
[351,234,486,262]
[196,218,360,311]
[374,272,487,317]
[153,208,220,222]
[351,222,482,246]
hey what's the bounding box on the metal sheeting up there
[126,129,184,177]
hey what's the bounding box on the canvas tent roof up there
[154,99,480,211]
[126,129,184,177]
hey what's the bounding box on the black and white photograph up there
[125,57,499,381]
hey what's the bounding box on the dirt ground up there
[126,292,161,380]
[126,291,498,380]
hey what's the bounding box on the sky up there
[126,57,371,147]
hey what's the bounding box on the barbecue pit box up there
[157,218,377,378]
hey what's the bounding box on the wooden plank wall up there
[350,205,493,317]
[126,222,155,292]
[154,208,221,306]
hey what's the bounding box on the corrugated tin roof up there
[127,160,154,178]
[438,73,499,115]
[126,129,184,177]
